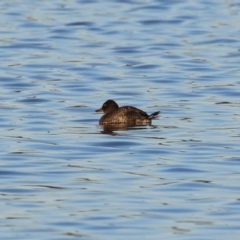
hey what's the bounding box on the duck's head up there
[95,100,119,114]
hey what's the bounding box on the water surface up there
[1,0,240,239]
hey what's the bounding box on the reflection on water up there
[99,123,154,134]
[1,0,240,239]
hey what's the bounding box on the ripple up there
[66,21,94,27]
[140,19,183,25]
[18,98,50,104]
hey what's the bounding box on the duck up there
[96,100,160,125]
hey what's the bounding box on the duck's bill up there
[95,108,103,113]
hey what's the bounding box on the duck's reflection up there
[99,122,155,135]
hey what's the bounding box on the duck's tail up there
[149,111,160,119]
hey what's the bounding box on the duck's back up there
[99,106,150,124]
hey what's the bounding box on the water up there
[1,0,240,239]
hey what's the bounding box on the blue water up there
[1,0,240,239]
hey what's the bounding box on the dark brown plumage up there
[96,100,160,125]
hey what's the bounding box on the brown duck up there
[96,100,160,125]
